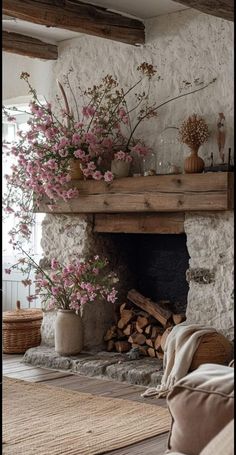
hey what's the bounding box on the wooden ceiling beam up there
[2,30,58,59]
[172,0,234,21]
[2,0,145,46]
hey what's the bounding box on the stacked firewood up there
[104,289,186,358]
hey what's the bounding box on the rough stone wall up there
[52,9,234,169]
[40,214,135,347]
[41,9,234,345]
[185,212,234,340]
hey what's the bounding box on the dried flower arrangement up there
[178,114,210,150]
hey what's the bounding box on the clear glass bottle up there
[157,126,181,174]
[143,151,156,176]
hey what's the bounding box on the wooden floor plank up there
[3,364,45,373]
[3,368,72,381]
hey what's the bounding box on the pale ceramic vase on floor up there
[55,309,83,356]
[111,160,130,178]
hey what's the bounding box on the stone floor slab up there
[22,345,164,387]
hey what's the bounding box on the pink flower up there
[36,279,49,287]
[80,295,89,305]
[84,132,97,144]
[59,137,69,148]
[74,122,84,129]
[82,106,96,117]
[65,188,79,199]
[107,288,118,303]
[51,258,59,270]
[52,286,61,296]
[64,264,75,273]
[4,268,11,275]
[104,171,114,183]
[131,143,150,157]
[5,206,14,214]
[114,151,132,163]
[102,138,113,149]
[58,149,69,158]
[82,167,92,178]
[87,161,96,171]
[92,170,103,181]
[72,133,81,144]
[118,107,126,118]
[74,149,85,159]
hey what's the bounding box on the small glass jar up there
[143,151,156,176]
[156,160,166,175]
[157,126,181,174]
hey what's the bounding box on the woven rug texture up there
[3,377,171,455]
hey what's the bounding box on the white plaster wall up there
[185,212,234,340]
[52,9,234,170]
[2,52,54,102]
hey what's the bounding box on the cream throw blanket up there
[141,323,216,398]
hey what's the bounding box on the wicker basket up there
[3,301,43,354]
[189,332,233,371]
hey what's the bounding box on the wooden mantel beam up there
[2,30,58,60]
[2,0,145,46]
[172,0,234,21]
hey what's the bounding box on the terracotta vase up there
[55,309,83,356]
[68,158,83,180]
[184,147,205,174]
[111,160,130,178]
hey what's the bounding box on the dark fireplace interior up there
[98,233,190,314]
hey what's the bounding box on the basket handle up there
[16,300,21,310]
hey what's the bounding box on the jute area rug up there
[3,377,171,455]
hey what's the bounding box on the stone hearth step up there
[22,346,164,387]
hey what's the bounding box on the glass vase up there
[157,126,181,174]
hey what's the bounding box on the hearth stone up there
[22,346,163,387]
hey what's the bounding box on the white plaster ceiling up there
[2,1,189,43]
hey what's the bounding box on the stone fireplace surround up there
[22,209,233,386]
[39,210,234,348]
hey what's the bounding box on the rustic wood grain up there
[69,172,232,195]
[172,0,234,21]
[127,289,172,328]
[94,213,185,234]
[2,30,58,59]
[35,172,234,214]
[3,0,145,45]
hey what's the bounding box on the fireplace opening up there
[98,232,190,315]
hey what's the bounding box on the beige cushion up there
[166,363,234,455]
[200,419,234,455]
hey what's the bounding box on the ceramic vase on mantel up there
[68,158,83,180]
[111,160,130,178]
[55,309,83,356]
[184,146,205,174]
